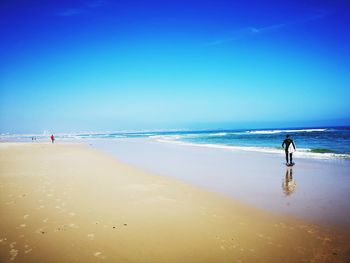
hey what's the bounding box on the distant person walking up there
[282,135,296,166]
[50,134,55,143]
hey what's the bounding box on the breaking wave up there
[246,129,327,134]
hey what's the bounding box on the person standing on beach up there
[50,134,55,143]
[282,135,296,165]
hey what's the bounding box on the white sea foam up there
[247,128,327,134]
[153,137,349,160]
[208,132,227,136]
[150,135,184,140]
[150,132,239,140]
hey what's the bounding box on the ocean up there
[2,126,350,159]
[150,127,350,159]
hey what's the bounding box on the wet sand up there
[91,138,350,228]
[0,143,349,262]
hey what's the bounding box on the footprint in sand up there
[87,234,95,240]
[0,237,7,243]
[43,218,48,223]
[9,242,18,260]
[55,225,68,232]
[24,244,33,254]
[23,214,29,219]
[9,242,16,248]
[93,252,105,259]
[36,228,47,234]
[9,248,18,261]
[25,248,33,254]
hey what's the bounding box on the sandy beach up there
[1,142,350,262]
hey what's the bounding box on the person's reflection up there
[282,167,296,196]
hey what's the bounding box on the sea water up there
[150,127,350,159]
[65,126,350,159]
[2,126,350,159]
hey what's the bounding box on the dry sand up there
[0,143,349,262]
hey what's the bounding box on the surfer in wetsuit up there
[282,135,296,165]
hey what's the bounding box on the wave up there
[208,132,228,136]
[62,134,127,139]
[150,135,184,140]
[153,138,350,160]
[247,128,327,134]
[126,133,156,136]
[308,148,337,154]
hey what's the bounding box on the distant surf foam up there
[246,128,327,134]
[156,136,350,160]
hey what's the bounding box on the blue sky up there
[1,0,350,133]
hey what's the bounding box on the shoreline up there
[1,125,350,161]
[3,136,350,161]
[152,137,350,160]
[1,142,350,262]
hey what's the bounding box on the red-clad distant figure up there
[50,134,55,143]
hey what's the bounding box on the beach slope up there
[0,143,349,262]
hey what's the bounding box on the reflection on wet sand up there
[282,168,296,196]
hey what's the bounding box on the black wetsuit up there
[282,138,296,164]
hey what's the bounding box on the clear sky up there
[1,0,350,133]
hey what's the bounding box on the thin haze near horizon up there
[1,0,350,133]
